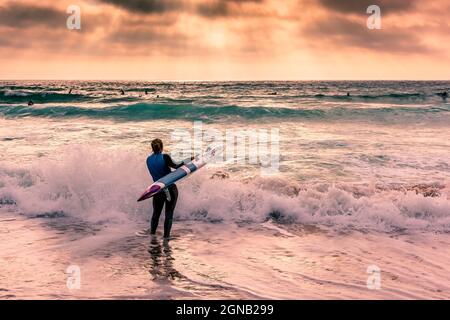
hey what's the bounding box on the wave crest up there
[1,146,449,233]
[1,103,449,122]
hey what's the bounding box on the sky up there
[0,0,449,80]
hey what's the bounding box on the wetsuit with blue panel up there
[146,152,182,238]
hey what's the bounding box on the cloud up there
[107,25,188,46]
[304,15,431,53]
[1,0,449,80]
[97,0,265,18]
[197,0,265,17]
[0,36,12,47]
[196,1,229,17]
[316,0,418,15]
[0,3,64,28]
[97,0,183,14]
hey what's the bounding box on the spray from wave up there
[0,146,449,233]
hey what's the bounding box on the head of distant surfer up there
[151,138,163,154]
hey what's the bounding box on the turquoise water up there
[1,80,450,122]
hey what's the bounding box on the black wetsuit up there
[146,153,182,238]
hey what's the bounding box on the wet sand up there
[1,211,449,300]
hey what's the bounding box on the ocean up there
[1,80,449,299]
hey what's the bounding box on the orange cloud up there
[0,0,449,80]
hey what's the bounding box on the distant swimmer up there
[346,92,350,97]
[120,89,125,95]
[145,89,148,95]
[156,94,160,98]
[28,100,34,106]
[68,88,72,94]
[269,92,277,95]
[437,91,448,100]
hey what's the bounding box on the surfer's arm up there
[163,154,183,169]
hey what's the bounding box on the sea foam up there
[1,146,449,233]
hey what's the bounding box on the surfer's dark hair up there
[151,139,163,153]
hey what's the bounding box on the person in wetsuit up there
[146,138,190,239]
[437,91,448,101]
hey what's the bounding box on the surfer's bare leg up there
[151,193,165,234]
[163,185,178,238]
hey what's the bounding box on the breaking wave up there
[1,146,449,233]
[1,103,449,122]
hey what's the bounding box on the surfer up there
[120,89,125,95]
[436,91,448,100]
[27,100,34,106]
[142,139,192,239]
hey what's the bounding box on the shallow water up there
[1,213,449,299]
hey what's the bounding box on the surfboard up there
[137,144,223,202]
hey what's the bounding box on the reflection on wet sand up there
[143,233,268,299]
[147,237,183,281]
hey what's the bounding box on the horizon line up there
[1,79,450,82]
